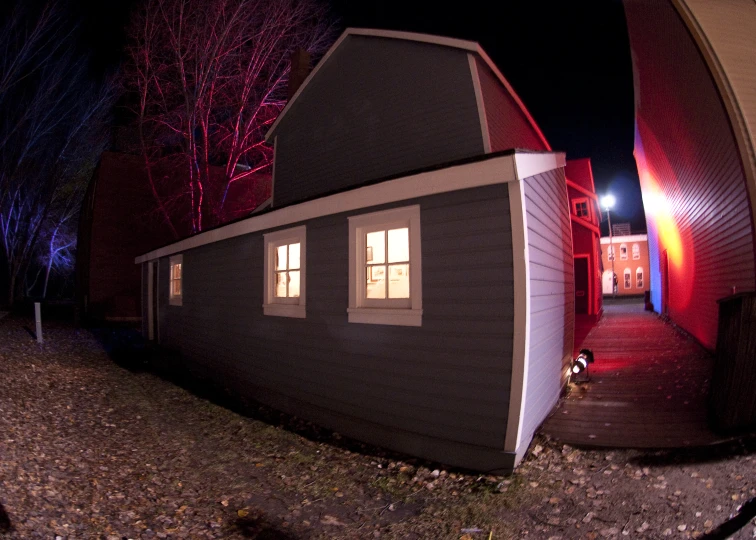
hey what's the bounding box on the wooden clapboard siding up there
[519,167,574,448]
[475,58,548,153]
[625,0,756,350]
[153,184,516,472]
[272,35,484,208]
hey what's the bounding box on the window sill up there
[263,303,306,318]
[169,297,183,306]
[347,307,422,327]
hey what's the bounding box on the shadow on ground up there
[629,433,756,467]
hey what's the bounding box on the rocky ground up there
[0,316,754,539]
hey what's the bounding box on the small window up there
[620,243,628,260]
[632,243,640,260]
[169,255,183,306]
[348,206,422,326]
[573,198,590,220]
[263,226,306,318]
[624,268,631,289]
[636,267,644,289]
[607,245,615,261]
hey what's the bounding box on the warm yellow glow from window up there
[365,228,409,300]
[274,242,300,298]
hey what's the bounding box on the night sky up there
[78,0,646,233]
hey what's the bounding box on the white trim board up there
[135,151,565,264]
[265,28,551,151]
[468,54,491,154]
[504,179,531,458]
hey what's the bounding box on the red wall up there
[625,0,756,349]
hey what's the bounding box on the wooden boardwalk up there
[541,301,726,448]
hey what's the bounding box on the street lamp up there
[601,194,616,297]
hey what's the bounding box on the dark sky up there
[76,0,645,233]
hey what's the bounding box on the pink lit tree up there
[124,0,333,236]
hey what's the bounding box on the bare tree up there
[125,0,332,235]
[0,3,115,306]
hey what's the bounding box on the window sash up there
[359,221,412,308]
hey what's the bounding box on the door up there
[602,270,615,295]
[661,249,669,316]
[574,258,590,314]
[147,261,159,341]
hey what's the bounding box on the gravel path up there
[0,316,754,539]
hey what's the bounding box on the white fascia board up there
[468,54,491,154]
[514,152,566,180]
[136,152,567,264]
[600,234,648,244]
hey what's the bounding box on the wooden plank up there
[540,302,726,448]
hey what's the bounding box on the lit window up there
[624,268,631,289]
[169,255,183,306]
[573,198,590,220]
[348,206,422,326]
[607,245,615,261]
[620,243,628,260]
[632,243,640,260]
[636,267,644,289]
[263,226,306,318]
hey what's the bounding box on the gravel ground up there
[0,316,754,539]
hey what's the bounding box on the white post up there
[34,302,43,343]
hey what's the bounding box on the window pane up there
[275,272,287,297]
[366,231,385,264]
[388,228,409,263]
[276,245,287,271]
[173,263,181,279]
[366,265,386,299]
[289,271,300,298]
[388,264,409,298]
[172,280,181,296]
[289,243,300,270]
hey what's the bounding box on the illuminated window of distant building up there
[348,206,422,327]
[624,268,631,289]
[573,198,590,220]
[620,243,628,260]
[636,267,644,289]
[263,226,306,318]
[632,243,640,260]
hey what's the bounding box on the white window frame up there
[636,267,644,289]
[572,197,591,220]
[624,268,632,289]
[620,243,628,260]
[632,243,640,260]
[263,226,306,318]
[169,254,183,306]
[348,205,422,326]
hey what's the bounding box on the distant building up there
[600,233,651,298]
[565,158,603,319]
[624,0,756,349]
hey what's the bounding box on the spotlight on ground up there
[571,348,594,382]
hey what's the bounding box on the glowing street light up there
[602,194,617,296]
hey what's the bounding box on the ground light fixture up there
[571,348,595,383]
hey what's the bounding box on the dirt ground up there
[0,316,754,539]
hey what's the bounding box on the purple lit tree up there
[124,0,333,236]
[0,3,115,306]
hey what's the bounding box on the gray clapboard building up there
[136,29,574,472]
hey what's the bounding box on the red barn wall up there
[625,0,756,349]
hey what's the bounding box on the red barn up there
[624,0,756,349]
[566,158,602,320]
